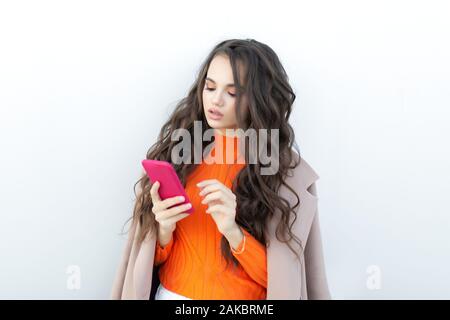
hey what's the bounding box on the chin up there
[206,118,225,128]
[206,122,223,129]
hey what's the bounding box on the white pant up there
[155,283,193,300]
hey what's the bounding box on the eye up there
[204,86,236,97]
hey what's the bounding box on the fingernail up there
[179,196,185,201]
[186,203,192,208]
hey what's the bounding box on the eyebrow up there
[205,77,235,88]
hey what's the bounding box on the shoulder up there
[276,148,320,203]
[270,149,321,250]
[287,149,320,191]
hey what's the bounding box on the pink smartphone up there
[141,159,194,214]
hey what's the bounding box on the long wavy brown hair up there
[123,38,303,269]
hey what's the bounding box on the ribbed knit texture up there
[154,131,267,300]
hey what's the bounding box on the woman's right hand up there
[150,181,192,234]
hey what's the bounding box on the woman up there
[111,39,331,300]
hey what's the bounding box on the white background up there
[0,0,449,299]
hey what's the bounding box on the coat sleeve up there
[133,229,158,299]
[304,182,332,300]
[110,220,137,300]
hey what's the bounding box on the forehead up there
[206,54,245,85]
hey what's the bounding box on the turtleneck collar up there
[207,129,245,164]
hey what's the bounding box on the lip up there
[207,108,224,120]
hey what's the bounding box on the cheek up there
[202,92,210,110]
[224,102,237,120]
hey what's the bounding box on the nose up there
[211,90,224,107]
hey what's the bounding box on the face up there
[202,54,247,136]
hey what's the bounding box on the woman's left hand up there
[197,179,238,235]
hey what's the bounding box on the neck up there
[214,128,241,138]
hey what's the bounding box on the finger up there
[199,183,235,199]
[198,179,233,194]
[150,181,161,202]
[205,204,232,215]
[196,179,219,188]
[209,181,235,199]
[159,195,187,210]
[156,203,192,221]
[201,190,222,205]
[161,213,190,226]
[199,184,230,199]
[201,190,233,206]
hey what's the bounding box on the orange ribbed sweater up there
[154,131,267,300]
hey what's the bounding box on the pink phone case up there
[141,160,194,214]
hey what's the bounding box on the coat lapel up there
[266,154,319,299]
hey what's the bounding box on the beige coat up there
[110,153,331,300]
